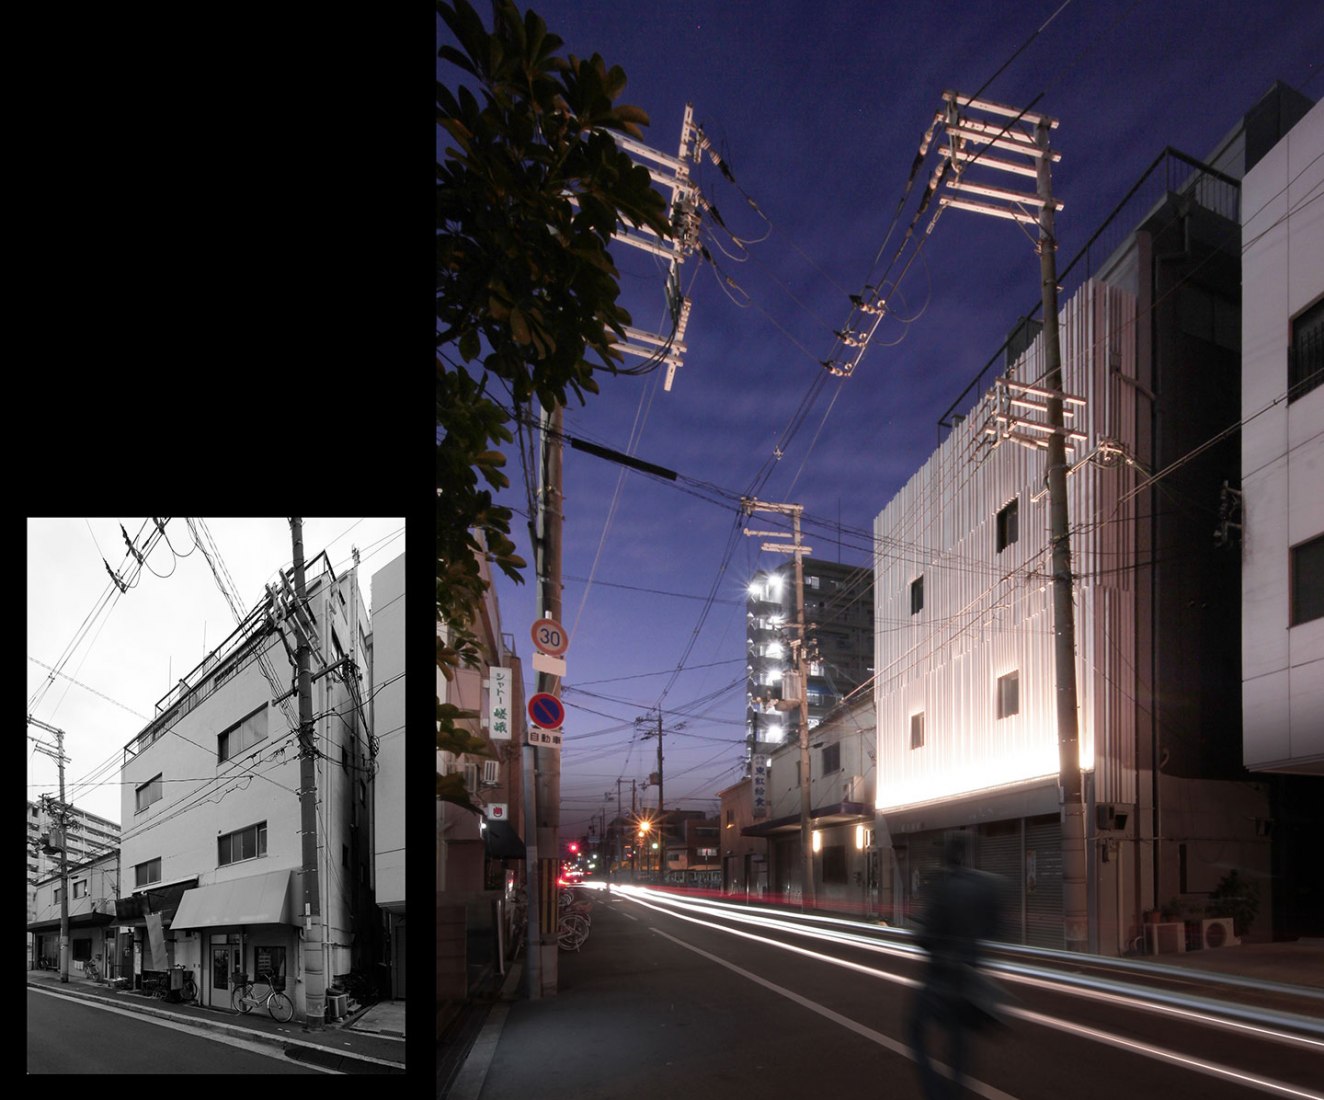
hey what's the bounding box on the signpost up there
[528,692,565,730]
[531,617,569,657]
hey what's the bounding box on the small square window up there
[997,671,1020,719]
[910,712,925,749]
[910,576,924,615]
[997,499,1019,552]
[1291,533,1324,625]
[1289,297,1323,403]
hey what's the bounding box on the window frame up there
[996,670,1020,719]
[996,499,1019,552]
[910,711,925,750]
[1290,532,1324,626]
[910,575,924,615]
[821,742,841,775]
[135,857,162,889]
[217,821,269,867]
[217,703,268,764]
[1288,296,1323,403]
[135,773,163,814]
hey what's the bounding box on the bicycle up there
[83,961,100,982]
[231,972,294,1022]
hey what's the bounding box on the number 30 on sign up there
[531,617,569,657]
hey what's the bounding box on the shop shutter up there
[1024,816,1064,949]
[975,824,1022,944]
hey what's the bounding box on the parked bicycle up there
[231,972,294,1022]
[83,961,100,981]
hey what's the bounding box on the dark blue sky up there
[438,1,1322,837]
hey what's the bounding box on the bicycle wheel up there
[268,991,295,1023]
[558,912,590,951]
[232,983,253,1013]
[182,976,198,1003]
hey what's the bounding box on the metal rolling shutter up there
[1024,816,1064,949]
[975,824,1022,944]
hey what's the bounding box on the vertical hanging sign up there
[487,667,512,741]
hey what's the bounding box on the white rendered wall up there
[1241,99,1324,772]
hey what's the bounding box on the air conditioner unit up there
[461,762,480,792]
[482,759,500,787]
[1199,917,1239,949]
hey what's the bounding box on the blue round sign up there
[528,692,565,730]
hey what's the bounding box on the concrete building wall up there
[1241,98,1324,772]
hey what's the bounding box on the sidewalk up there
[27,969,405,1074]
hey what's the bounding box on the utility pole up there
[525,402,564,996]
[933,92,1088,951]
[28,718,70,983]
[290,518,326,1027]
[742,499,815,911]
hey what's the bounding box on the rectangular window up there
[135,773,163,814]
[135,858,161,888]
[822,742,841,774]
[73,939,92,962]
[997,499,1019,552]
[910,575,924,615]
[910,712,925,750]
[1291,533,1324,625]
[74,880,88,899]
[1289,297,1323,402]
[218,704,268,763]
[218,822,268,867]
[997,671,1020,719]
[54,888,64,904]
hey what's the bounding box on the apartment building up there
[28,850,119,976]
[27,799,120,935]
[114,553,374,1018]
[1239,96,1324,937]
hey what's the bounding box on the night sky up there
[437,1,1322,839]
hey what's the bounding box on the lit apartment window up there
[135,858,161,888]
[997,671,1020,718]
[997,499,1019,552]
[910,712,925,750]
[218,821,268,866]
[910,575,924,615]
[1289,297,1323,402]
[135,774,163,814]
[218,704,268,763]
[1291,533,1324,625]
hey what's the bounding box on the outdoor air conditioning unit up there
[481,759,500,787]
[326,992,348,1019]
[1199,917,1239,949]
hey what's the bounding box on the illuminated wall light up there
[767,574,783,596]
[812,831,822,853]
[855,824,866,850]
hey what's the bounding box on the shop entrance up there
[209,933,241,1009]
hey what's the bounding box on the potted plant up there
[1208,869,1259,937]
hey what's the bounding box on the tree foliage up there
[436,0,673,807]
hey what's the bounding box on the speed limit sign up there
[531,617,569,657]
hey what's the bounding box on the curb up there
[445,962,524,1099]
[28,978,405,1074]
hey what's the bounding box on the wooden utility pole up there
[290,518,326,1027]
[742,499,815,911]
[1034,116,1088,953]
[935,92,1088,951]
[28,719,70,983]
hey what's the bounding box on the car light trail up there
[619,888,1324,1096]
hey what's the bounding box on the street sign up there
[528,692,565,730]
[528,728,562,748]
[486,803,508,820]
[531,617,569,657]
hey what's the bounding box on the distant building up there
[370,552,407,998]
[27,799,120,939]
[746,557,872,769]
[114,552,375,1018]
[28,849,119,975]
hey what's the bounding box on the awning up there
[483,820,526,860]
[114,878,198,927]
[171,869,297,930]
[742,801,870,838]
[27,912,115,933]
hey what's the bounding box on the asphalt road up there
[28,987,325,1074]
[470,887,1324,1100]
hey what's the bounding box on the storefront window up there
[255,945,287,990]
